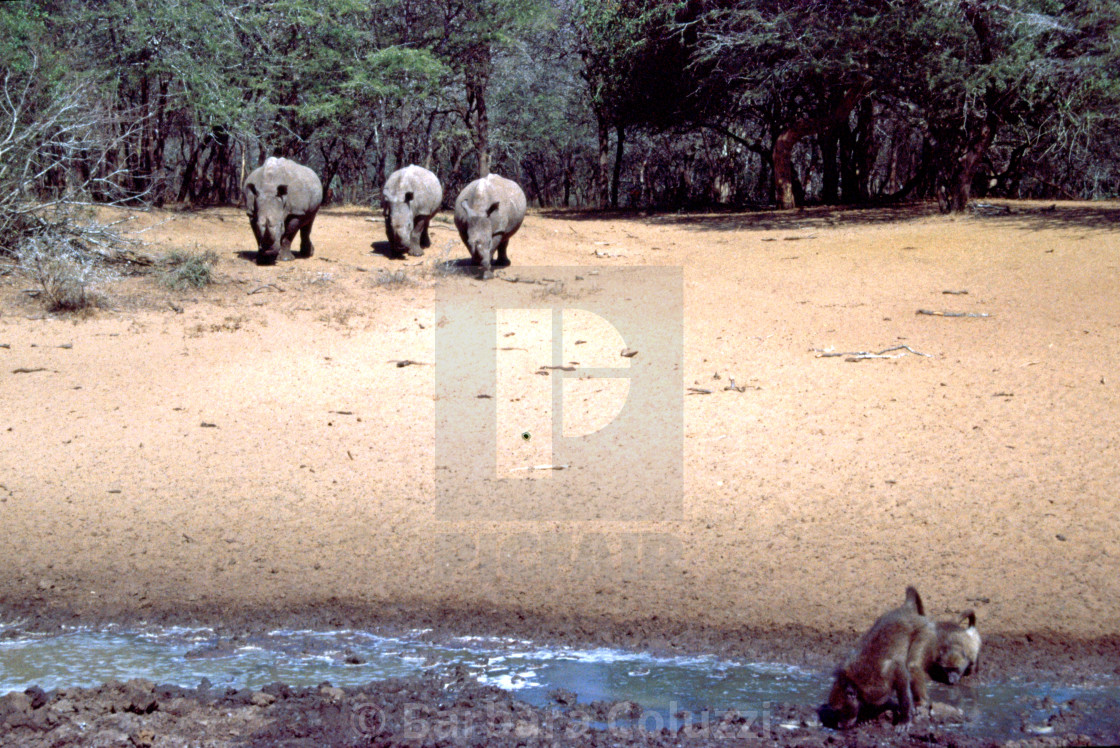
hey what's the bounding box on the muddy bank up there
[3,666,1094,748]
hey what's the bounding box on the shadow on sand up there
[537,200,1119,234]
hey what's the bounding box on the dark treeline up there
[2,0,1119,220]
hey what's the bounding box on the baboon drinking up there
[822,586,938,730]
[930,610,982,685]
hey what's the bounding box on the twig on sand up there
[510,464,569,472]
[917,309,989,318]
[813,345,931,361]
[723,377,753,392]
[248,284,284,295]
[687,387,713,395]
[390,359,430,367]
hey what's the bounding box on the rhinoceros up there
[453,174,527,279]
[382,165,443,258]
[244,156,323,265]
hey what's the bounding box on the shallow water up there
[1,623,1117,740]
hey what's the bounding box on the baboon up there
[822,586,938,730]
[930,610,981,685]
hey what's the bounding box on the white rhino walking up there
[453,174,527,279]
[382,165,443,258]
[243,157,323,265]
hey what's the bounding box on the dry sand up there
[1,201,1118,670]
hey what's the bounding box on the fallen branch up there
[917,309,989,318]
[813,345,930,361]
[510,464,569,472]
[723,377,755,392]
[970,202,1012,215]
[687,387,713,395]
[248,284,284,295]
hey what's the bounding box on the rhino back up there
[455,174,526,234]
[245,157,322,215]
[384,165,442,214]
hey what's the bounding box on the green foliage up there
[574,0,688,127]
[0,2,51,75]
[3,0,1118,212]
[352,47,448,100]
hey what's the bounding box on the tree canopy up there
[1,0,1117,217]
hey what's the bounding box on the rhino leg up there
[479,248,494,280]
[408,221,424,257]
[277,216,301,262]
[419,219,432,249]
[495,237,511,268]
[384,216,401,256]
[298,219,315,258]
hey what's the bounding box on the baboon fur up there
[823,586,938,730]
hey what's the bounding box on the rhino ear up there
[277,184,288,198]
[460,201,474,218]
[486,201,499,217]
[404,191,414,203]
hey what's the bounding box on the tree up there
[689,0,948,208]
[573,0,688,207]
[929,0,1120,210]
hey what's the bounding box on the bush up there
[372,268,414,287]
[16,237,104,311]
[160,250,218,290]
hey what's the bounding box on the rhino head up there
[246,181,290,263]
[385,191,422,256]
[459,199,500,272]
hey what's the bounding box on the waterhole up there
[1,623,1117,741]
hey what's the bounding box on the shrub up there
[160,250,218,290]
[372,268,413,287]
[16,236,104,311]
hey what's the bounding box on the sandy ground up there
[1,201,1118,671]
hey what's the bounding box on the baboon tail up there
[904,586,925,616]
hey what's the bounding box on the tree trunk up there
[940,0,1004,212]
[177,139,202,204]
[611,123,625,208]
[773,83,867,209]
[464,45,492,179]
[855,98,874,201]
[820,128,840,204]
[595,112,610,208]
[945,116,996,212]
